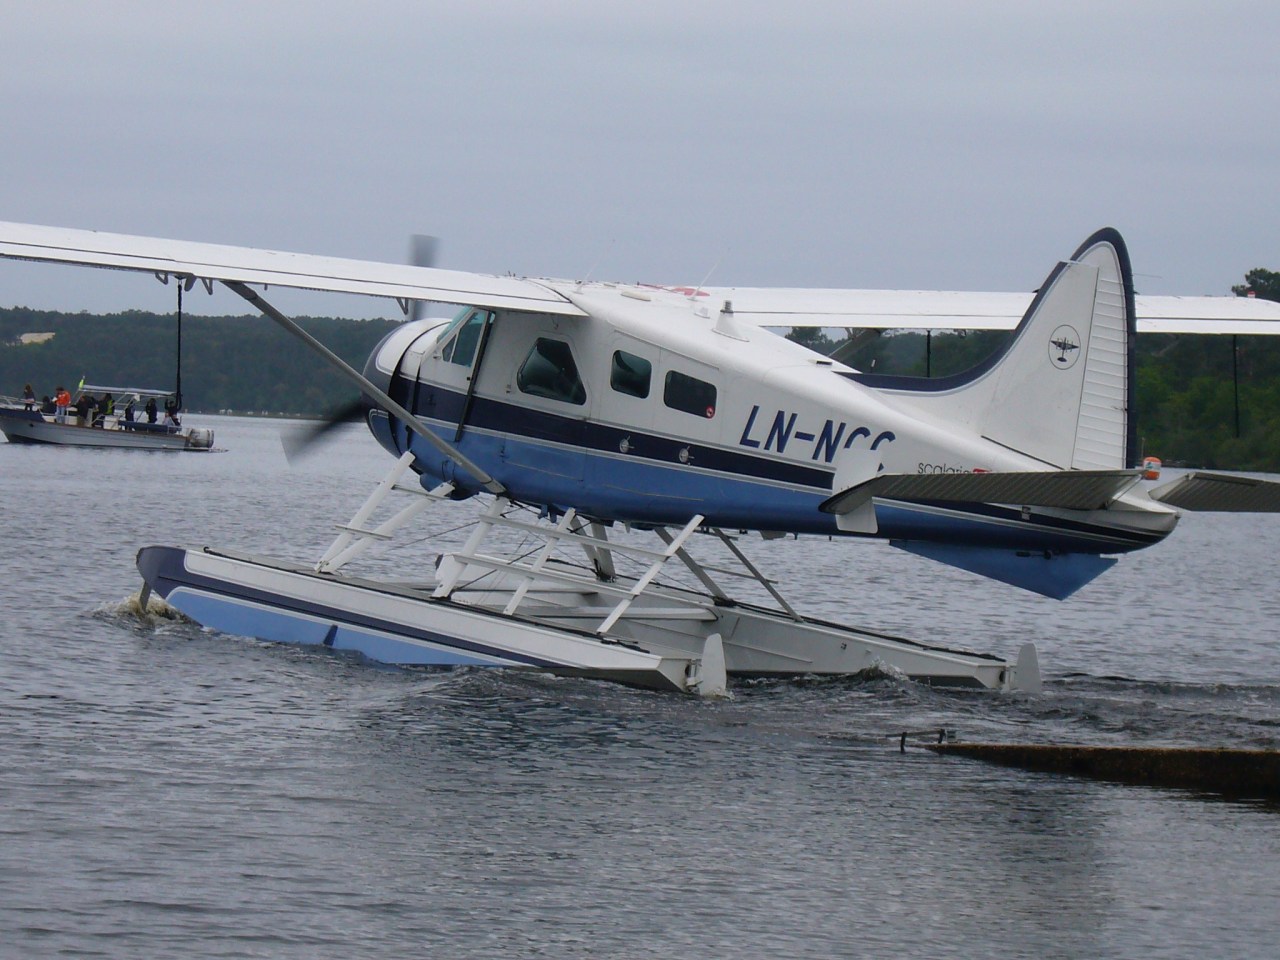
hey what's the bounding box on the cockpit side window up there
[610,350,651,398]
[663,370,717,418]
[517,338,586,405]
[440,309,487,367]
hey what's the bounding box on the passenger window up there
[610,350,651,398]
[663,371,717,418]
[517,338,586,405]
[441,310,487,367]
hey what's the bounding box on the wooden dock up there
[926,743,1280,799]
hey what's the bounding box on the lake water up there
[2,416,1278,958]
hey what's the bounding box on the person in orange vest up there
[54,385,71,423]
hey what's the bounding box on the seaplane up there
[4,220,1280,696]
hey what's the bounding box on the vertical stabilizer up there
[851,229,1137,470]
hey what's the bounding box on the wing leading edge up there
[0,221,586,317]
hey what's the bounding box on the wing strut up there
[223,280,506,496]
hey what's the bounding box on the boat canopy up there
[79,384,176,399]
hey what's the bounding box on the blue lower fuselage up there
[366,389,1166,558]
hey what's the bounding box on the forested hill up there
[0,307,401,417]
[4,305,1279,471]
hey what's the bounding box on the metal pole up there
[176,283,183,410]
[1232,335,1240,438]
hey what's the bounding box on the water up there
[2,416,1279,958]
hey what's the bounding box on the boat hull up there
[0,408,212,451]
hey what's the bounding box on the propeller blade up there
[408,234,439,323]
[282,397,366,463]
[281,233,441,457]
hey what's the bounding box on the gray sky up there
[3,0,1278,319]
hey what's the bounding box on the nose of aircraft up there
[361,317,451,457]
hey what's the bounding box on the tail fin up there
[853,228,1137,470]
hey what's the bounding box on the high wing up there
[6,221,1277,334]
[701,287,1280,334]
[0,221,585,317]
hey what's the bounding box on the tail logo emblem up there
[1048,325,1081,369]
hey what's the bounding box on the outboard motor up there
[186,427,214,450]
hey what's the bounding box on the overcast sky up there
[2,0,1278,318]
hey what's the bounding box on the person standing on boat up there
[145,396,158,424]
[21,384,35,411]
[82,393,98,427]
[101,392,114,421]
[54,385,71,423]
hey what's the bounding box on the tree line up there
[4,276,1280,471]
[793,326,1280,471]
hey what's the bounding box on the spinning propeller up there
[282,234,441,462]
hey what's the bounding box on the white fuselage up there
[365,281,1177,561]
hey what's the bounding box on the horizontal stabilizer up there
[821,470,1144,515]
[1149,472,1280,512]
[892,542,1117,599]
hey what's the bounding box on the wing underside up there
[0,221,585,316]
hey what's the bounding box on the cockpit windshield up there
[439,308,488,368]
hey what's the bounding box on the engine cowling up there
[362,318,450,457]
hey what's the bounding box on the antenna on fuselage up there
[691,251,726,300]
[714,299,750,341]
[576,239,615,289]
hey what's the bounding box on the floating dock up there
[927,743,1280,799]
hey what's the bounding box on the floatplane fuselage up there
[363,230,1178,600]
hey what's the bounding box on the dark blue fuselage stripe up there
[424,385,835,490]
